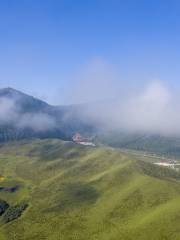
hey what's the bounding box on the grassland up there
[0,139,179,239]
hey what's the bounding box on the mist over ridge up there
[1,76,180,138]
[57,58,180,137]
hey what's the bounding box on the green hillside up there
[0,139,179,239]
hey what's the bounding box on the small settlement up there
[72,133,95,147]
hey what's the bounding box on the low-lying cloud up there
[0,97,18,123]
[0,97,56,132]
[68,58,180,136]
[17,113,56,132]
[118,81,180,135]
[83,80,180,136]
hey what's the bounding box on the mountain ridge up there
[1,87,180,158]
[0,87,96,142]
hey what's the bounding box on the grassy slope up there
[0,139,179,239]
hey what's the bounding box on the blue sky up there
[1,0,180,104]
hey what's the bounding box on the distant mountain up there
[1,87,180,158]
[0,87,95,142]
[0,87,49,112]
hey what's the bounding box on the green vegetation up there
[0,200,9,216]
[99,131,180,158]
[0,139,179,239]
[2,203,28,223]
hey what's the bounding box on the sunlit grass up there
[0,139,179,239]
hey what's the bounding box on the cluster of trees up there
[0,200,9,216]
[0,199,28,224]
[2,203,28,223]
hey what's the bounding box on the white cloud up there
[70,58,180,136]
[0,97,56,131]
[17,113,56,132]
[67,57,121,104]
[0,97,18,123]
